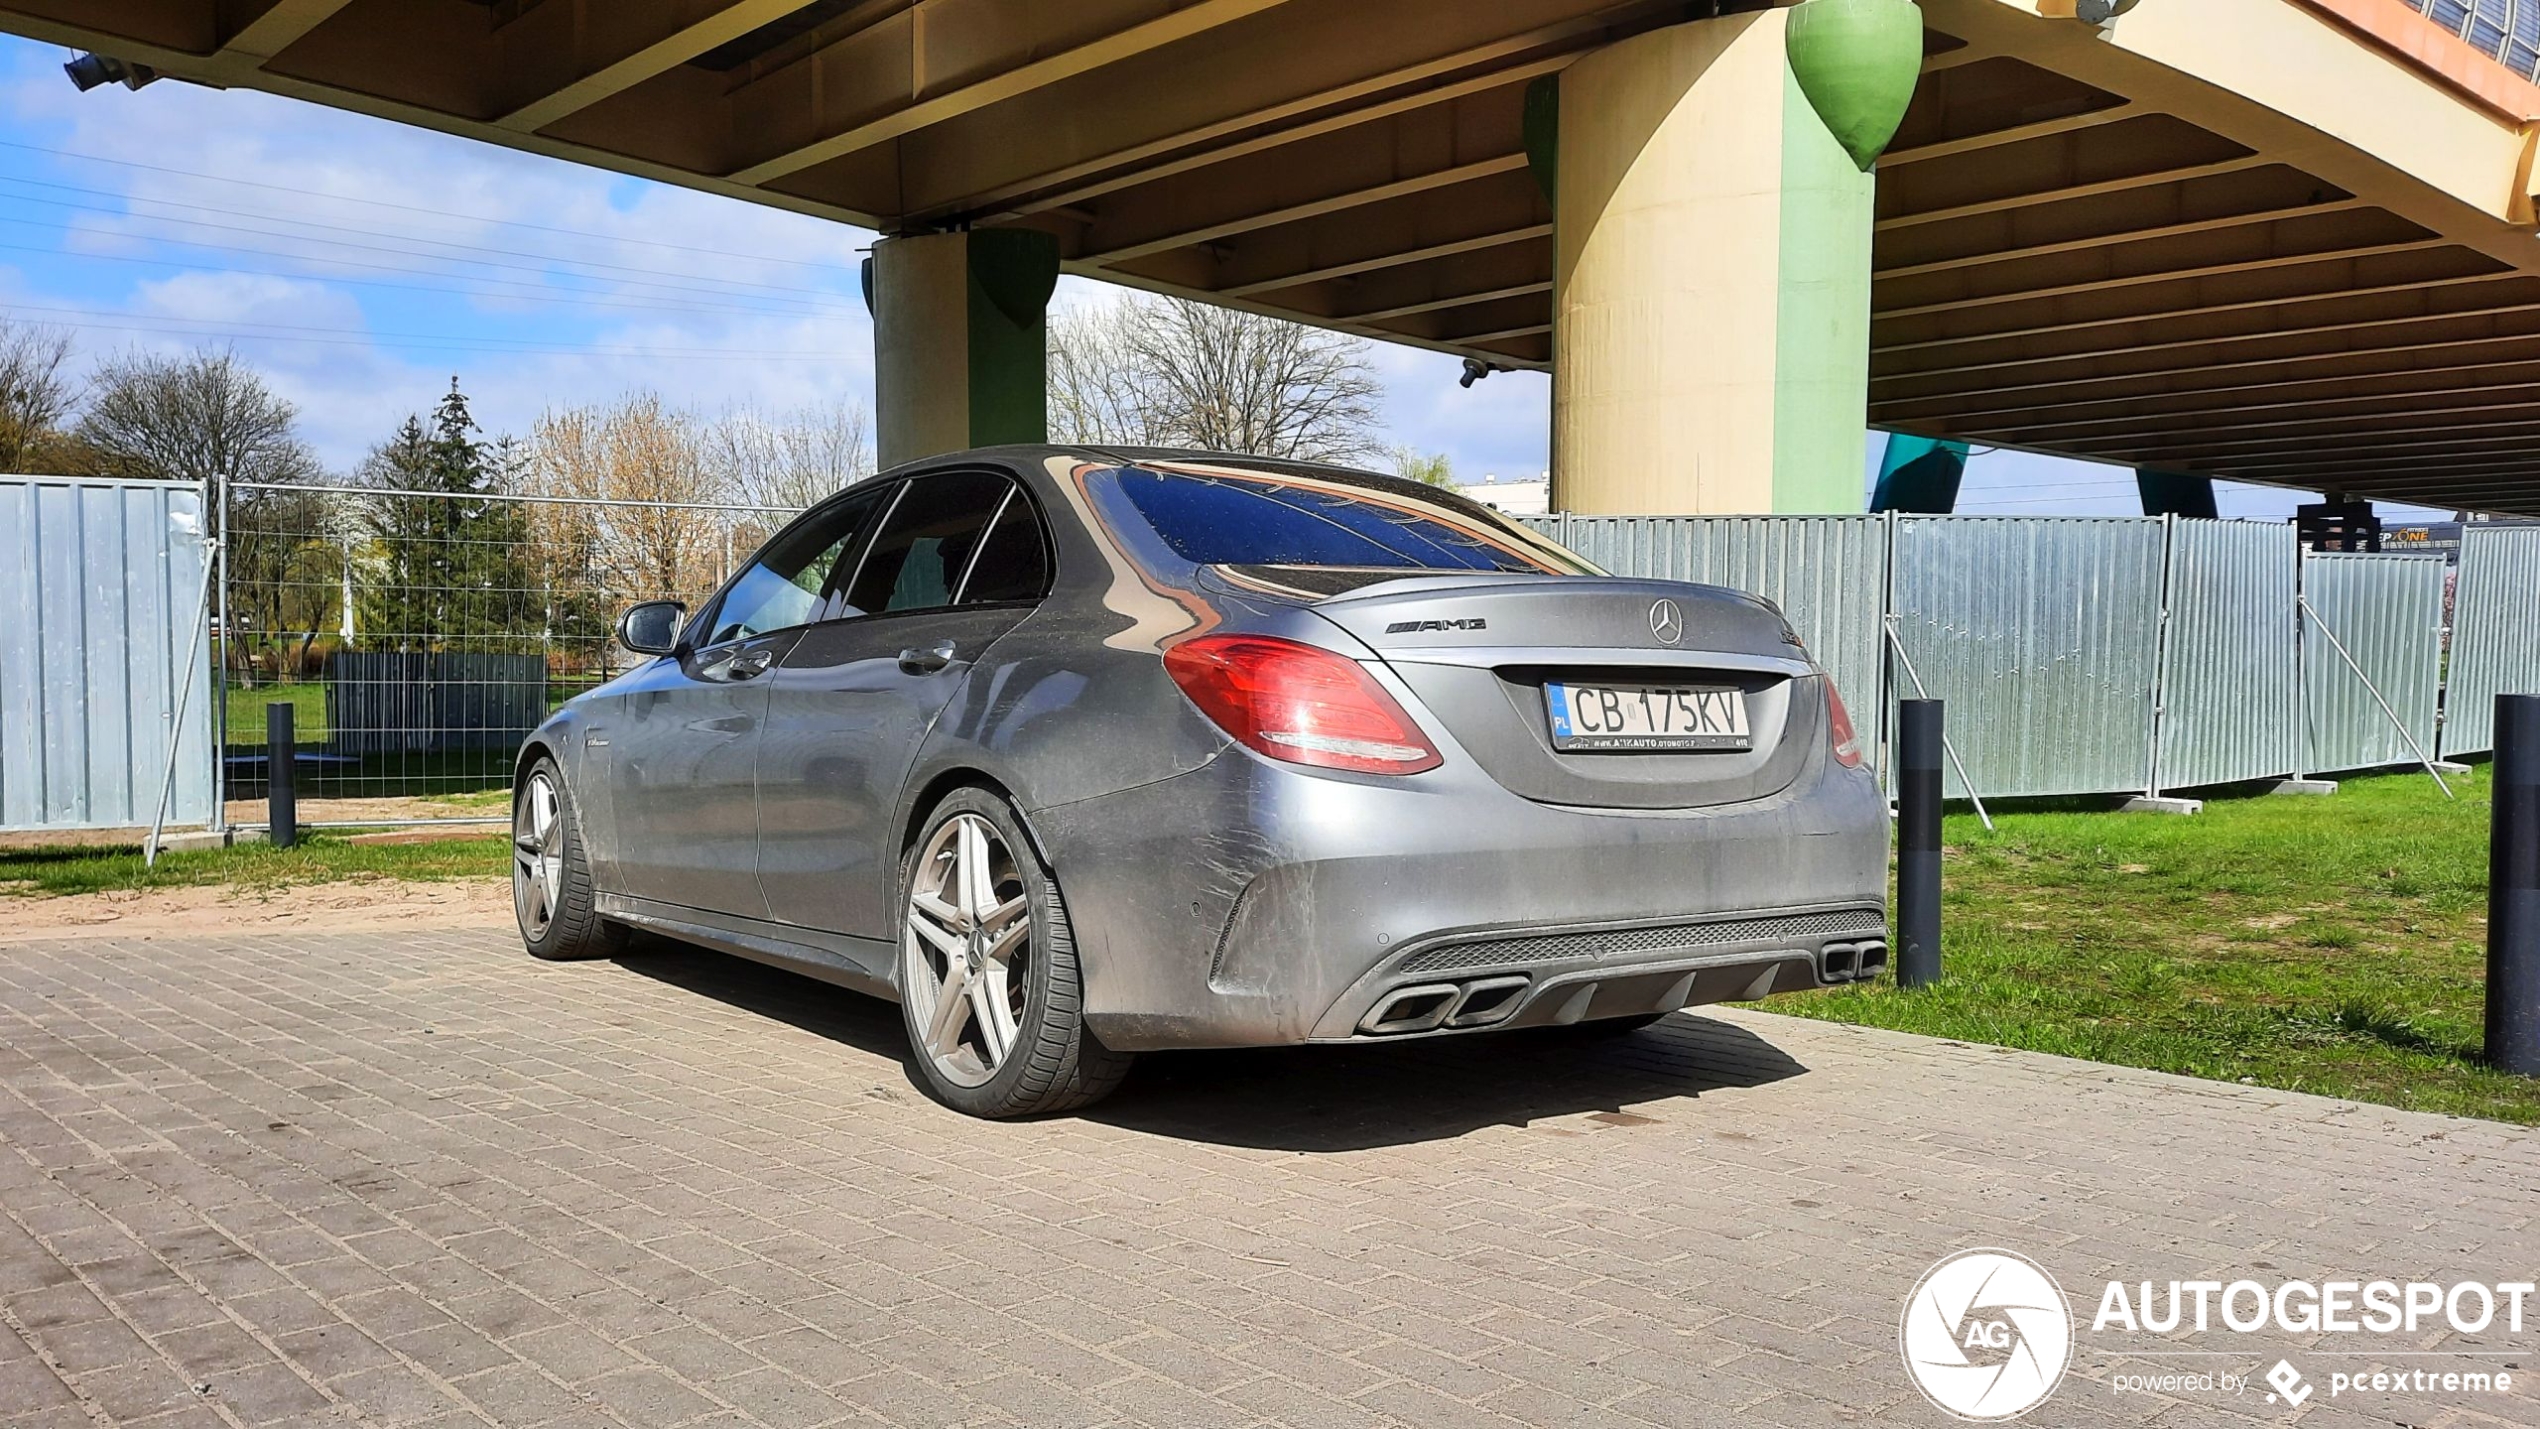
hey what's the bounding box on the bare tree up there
[0,319,77,473]
[77,346,320,489]
[705,397,874,511]
[1047,294,1385,462]
[1047,302,1162,447]
[527,394,730,617]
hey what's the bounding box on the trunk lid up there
[1291,571,1824,810]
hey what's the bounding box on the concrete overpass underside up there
[10,0,2540,514]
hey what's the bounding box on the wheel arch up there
[899,766,1057,873]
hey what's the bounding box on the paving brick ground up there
[0,926,2532,1429]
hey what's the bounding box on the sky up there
[0,35,2442,521]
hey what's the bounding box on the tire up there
[896,789,1132,1118]
[513,756,624,962]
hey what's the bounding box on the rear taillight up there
[1825,676,1865,768]
[1164,634,1443,776]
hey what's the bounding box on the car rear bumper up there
[1029,739,1889,1052]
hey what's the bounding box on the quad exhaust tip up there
[1359,975,1532,1036]
[1819,941,1890,984]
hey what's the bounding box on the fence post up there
[1898,698,1944,989]
[2491,694,2540,1077]
[267,702,297,850]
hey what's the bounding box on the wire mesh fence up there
[218,481,800,828]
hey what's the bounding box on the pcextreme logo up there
[1900,1249,2074,1421]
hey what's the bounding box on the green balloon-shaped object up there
[1785,0,1926,171]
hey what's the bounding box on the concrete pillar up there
[865,228,1060,468]
[1550,1,1920,515]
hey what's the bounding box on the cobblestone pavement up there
[0,927,2532,1429]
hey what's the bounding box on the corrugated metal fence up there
[2157,520,2302,791]
[1890,516,2165,799]
[0,477,214,831]
[2442,525,2540,758]
[1544,510,2496,802]
[2301,553,2446,777]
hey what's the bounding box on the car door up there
[605,496,879,918]
[756,469,1053,941]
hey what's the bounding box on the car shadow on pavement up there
[613,935,913,1058]
[611,938,1809,1151]
[1091,1018,1810,1151]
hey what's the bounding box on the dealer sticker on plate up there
[1546,682,1751,752]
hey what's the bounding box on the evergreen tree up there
[356,379,537,651]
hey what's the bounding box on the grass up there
[224,679,330,745]
[0,832,509,900]
[1762,765,2537,1125]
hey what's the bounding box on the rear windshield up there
[1094,466,1584,573]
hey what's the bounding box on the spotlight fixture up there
[1458,357,1503,390]
[63,52,157,92]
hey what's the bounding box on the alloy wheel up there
[902,813,1034,1088]
[513,771,566,939]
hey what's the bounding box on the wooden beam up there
[1876,353,2540,426]
[1873,199,2370,281]
[1879,102,2144,166]
[730,0,1295,186]
[997,56,1567,222]
[2037,388,2540,448]
[219,0,353,62]
[1079,154,1528,267]
[1875,271,2518,356]
[1888,325,2540,405]
[1872,301,2540,384]
[1221,224,1552,297]
[1339,280,1552,325]
[1872,240,2456,321]
[1875,156,2271,233]
[1416,320,1551,345]
[500,1,807,134]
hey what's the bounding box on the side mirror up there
[617,600,685,656]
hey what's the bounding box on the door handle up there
[898,640,959,675]
[728,649,775,679]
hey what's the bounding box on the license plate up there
[1546,682,1751,752]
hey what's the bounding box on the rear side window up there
[1100,468,1562,573]
[958,491,1051,604]
[842,470,1012,616]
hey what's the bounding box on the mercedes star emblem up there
[1650,599,1683,645]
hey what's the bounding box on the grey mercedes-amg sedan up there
[512,448,1889,1117]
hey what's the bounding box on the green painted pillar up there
[865,228,1060,467]
[1872,434,1970,513]
[1549,0,1922,515]
[2138,470,2220,519]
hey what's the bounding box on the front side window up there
[841,470,1015,617]
[1089,465,1588,574]
[702,491,881,646]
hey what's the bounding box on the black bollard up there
[1897,699,1944,989]
[2490,694,2540,1077]
[267,701,297,850]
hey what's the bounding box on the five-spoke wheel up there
[513,769,567,941]
[896,789,1132,1117]
[512,756,622,961]
[902,812,1033,1087]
